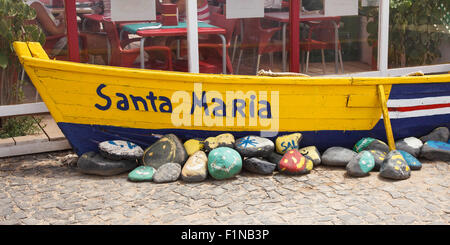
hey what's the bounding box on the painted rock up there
[208,147,242,180]
[353,137,389,153]
[321,147,357,167]
[395,137,423,158]
[398,150,422,170]
[181,151,208,182]
[346,151,375,177]
[204,133,235,152]
[243,157,276,175]
[419,127,449,143]
[235,136,274,158]
[278,149,311,175]
[368,150,387,171]
[183,139,204,156]
[153,162,182,183]
[275,133,303,154]
[142,134,188,169]
[420,141,450,162]
[98,140,144,161]
[299,146,321,166]
[77,152,138,176]
[128,166,155,182]
[380,150,411,180]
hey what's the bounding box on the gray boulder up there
[419,127,449,143]
[243,157,276,175]
[420,141,450,162]
[395,137,423,158]
[322,147,357,167]
[153,162,182,183]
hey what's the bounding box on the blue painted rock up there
[142,134,188,169]
[395,137,423,158]
[99,140,144,161]
[204,133,235,152]
[243,157,276,175]
[346,151,375,177]
[398,150,422,170]
[183,139,204,156]
[299,146,321,166]
[353,137,389,153]
[128,166,155,182]
[153,162,182,183]
[278,149,312,175]
[235,136,274,157]
[368,150,387,171]
[181,151,208,182]
[208,147,242,180]
[321,147,357,167]
[419,127,449,143]
[77,152,138,176]
[420,141,450,162]
[380,150,411,180]
[275,133,303,154]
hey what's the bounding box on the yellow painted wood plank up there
[27,41,49,60]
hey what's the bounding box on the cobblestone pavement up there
[0,150,448,225]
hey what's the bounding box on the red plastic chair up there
[102,20,173,70]
[300,19,343,74]
[236,18,282,74]
[198,12,237,74]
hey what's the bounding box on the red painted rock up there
[278,149,307,175]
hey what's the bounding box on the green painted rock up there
[380,150,411,180]
[128,166,155,182]
[207,147,242,180]
[275,133,303,154]
[183,139,204,156]
[204,133,235,152]
[346,151,375,177]
[354,137,389,153]
[77,152,138,176]
[299,146,321,166]
[98,140,144,161]
[181,151,208,182]
[142,134,188,169]
[368,150,387,171]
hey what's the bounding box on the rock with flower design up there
[207,147,242,180]
[99,140,144,161]
[181,151,208,182]
[299,146,321,166]
[278,149,312,175]
[275,133,303,154]
[204,133,235,152]
[420,140,450,162]
[353,137,390,153]
[346,151,375,177]
[368,150,387,171]
[398,150,422,170]
[235,136,274,158]
[243,157,276,175]
[380,150,411,180]
[128,166,155,182]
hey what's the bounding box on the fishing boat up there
[13,41,450,156]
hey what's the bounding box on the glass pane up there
[388,0,450,68]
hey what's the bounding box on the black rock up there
[395,137,423,158]
[419,127,450,143]
[380,150,411,180]
[243,157,276,175]
[265,152,283,171]
[77,151,138,176]
[420,141,450,162]
[321,147,357,167]
[235,136,274,158]
[142,134,188,169]
[367,150,387,171]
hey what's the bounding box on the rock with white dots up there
[395,137,423,158]
[321,147,357,167]
[99,140,144,161]
[380,150,411,180]
[208,147,242,180]
[142,134,188,169]
[235,135,274,158]
[153,162,182,183]
[346,151,375,177]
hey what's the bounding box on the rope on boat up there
[403,71,425,77]
[257,70,311,77]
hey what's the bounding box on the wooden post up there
[289,0,300,73]
[377,84,395,151]
[64,0,80,62]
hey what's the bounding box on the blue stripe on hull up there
[58,114,450,156]
[388,83,450,99]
